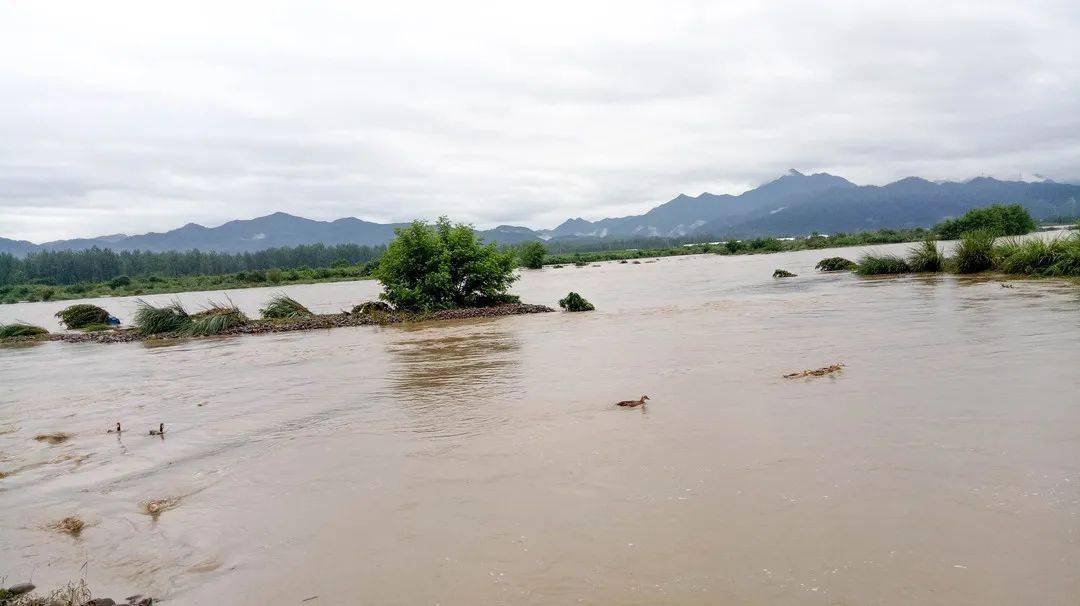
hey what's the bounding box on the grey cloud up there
[1,0,1078,242]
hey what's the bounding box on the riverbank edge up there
[0,302,555,345]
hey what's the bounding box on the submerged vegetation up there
[0,323,49,338]
[951,229,998,274]
[855,254,911,276]
[133,300,191,335]
[558,292,595,312]
[815,257,856,271]
[187,302,248,336]
[907,238,945,272]
[54,304,109,329]
[259,294,314,319]
[772,269,797,278]
[996,235,1080,276]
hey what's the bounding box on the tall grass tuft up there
[259,294,314,319]
[54,304,109,329]
[855,254,911,275]
[996,232,1080,276]
[815,257,856,271]
[0,323,49,338]
[907,238,944,272]
[133,299,191,334]
[951,229,997,274]
[187,300,249,335]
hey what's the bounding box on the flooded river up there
[2,240,1079,604]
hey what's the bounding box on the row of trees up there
[0,242,385,286]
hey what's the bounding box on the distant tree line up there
[0,243,384,286]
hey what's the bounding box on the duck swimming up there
[616,395,650,408]
[107,423,122,434]
[149,423,165,436]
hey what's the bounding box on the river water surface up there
[2,241,1079,605]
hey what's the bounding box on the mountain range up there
[3,171,1077,257]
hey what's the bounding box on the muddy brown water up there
[1,238,1079,605]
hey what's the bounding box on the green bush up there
[55,304,110,329]
[0,323,49,338]
[374,217,518,311]
[907,238,944,272]
[266,268,283,283]
[855,254,911,275]
[108,275,131,289]
[951,229,997,273]
[260,294,313,319]
[935,204,1036,240]
[815,257,856,271]
[518,241,546,269]
[40,287,56,301]
[133,299,191,334]
[558,292,595,312]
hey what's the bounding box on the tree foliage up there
[374,217,518,311]
[934,204,1036,239]
[518,241,547,269]
[0,243,382,287]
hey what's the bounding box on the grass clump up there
[0,323,49,338]
[815,257,856,271]
[855,254,911,275]
[772,269,797,278]
[558,292,595,312]
[352,300,393,315]
[187,301,248,336]
[996,233,1080,276]
[951,229,997,274]
[134,299,190,334]
[34,432,71,445]
[54,304,109,329]
[52,516,86,536]
[78,323,113,332]
[907,238,945,272]
[259,294,313,319]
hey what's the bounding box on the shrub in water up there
[187,301,248,336]
[772,269,797,278]
[352,300,393,315]
[133,299,191,334]
[907,238,944,272]
[558,292,595,312]
[260,294,314,319]
[951,229,997,274]
[855,254,911,275]
[815,257,856,271]
[55,304,109,329]
[0,323,49,338]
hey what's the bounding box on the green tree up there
[518,241,546,269]
[374,217,518,311]
[934,204,1036,239]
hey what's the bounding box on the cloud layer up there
[2,0,1078,241]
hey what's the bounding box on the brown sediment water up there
[1,237,1079,604]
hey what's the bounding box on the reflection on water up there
[0,237,1078,605]
[388,325,521,442]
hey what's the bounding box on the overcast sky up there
[1,1,1078,242]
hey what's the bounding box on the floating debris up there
[784,363,845,379]
[1000,282,1015,289]
[141,497,181,519]
[52,516,86,536]
[34,432,72,445]
[773,269,797,278]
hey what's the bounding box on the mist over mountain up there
[3,172,1077,257]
